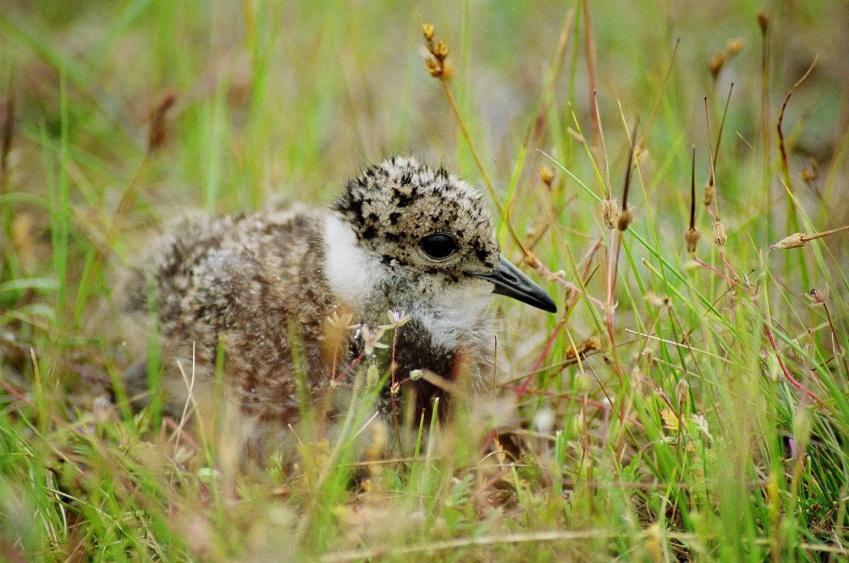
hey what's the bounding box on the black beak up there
[474,255,557,313]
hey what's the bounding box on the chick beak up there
[474,255,557,313]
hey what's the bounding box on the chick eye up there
[419,233,458,260]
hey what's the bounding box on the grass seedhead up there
[685,146,700,254]
[539,165,555,188]
[616,120,638,232]
[757,11,770,34]
[422,23,452,79]
[601,198,620,230]
[712,220,727,247]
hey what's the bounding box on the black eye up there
[419,233,458,260]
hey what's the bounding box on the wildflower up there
[358,324,388,356]
[386,309,410,328]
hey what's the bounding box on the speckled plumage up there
[126,156,547,431]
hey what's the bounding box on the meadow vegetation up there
[1,1,848,560]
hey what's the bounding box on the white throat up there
[412,285,494,350]
[322,214,493,350]
[322,214,387,309]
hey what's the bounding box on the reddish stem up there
[763,324,822,404]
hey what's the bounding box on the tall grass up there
[1,0,848,560]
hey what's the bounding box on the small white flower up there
[386,309,410,327]
[359,324,388,356]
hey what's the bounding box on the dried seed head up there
[713,221,727,247]
[617,208,633,231]
[601,198,620,230]
[566,337,601,361]
[646,292,669,308]
[757,11,770,34]
[422,25,451,80]
[675,377,690,406]
[708,50,726,79]
[703,181,716,207]
[539,165,555,187]
[425,58,443,78]
[685,227,701,254]
[771,232,807,250]
[433,40,449,61]
[727,38,745,55]
[422,23,434,42]
[523,252,541,269]
[585,336,601,353]
[801,159,818,185]
[808,287,828,305]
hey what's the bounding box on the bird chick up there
[125,156,556,435]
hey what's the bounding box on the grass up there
[2,0,849,560]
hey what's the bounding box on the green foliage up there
[2,0,848,560]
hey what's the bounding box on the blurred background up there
[2,1,846,210]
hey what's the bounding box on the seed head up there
[422,23,451,80]
[727,38,745,55]
[770,232,807,250]
[713,221,727,247]
[708,50,726,79]
[432,40,449,61]
[422,23,434,42]
[808,287,828,305]
[539,165,555,187]
[703,181,716,207]
[601,198,620,230]
[801,159,818,185]
[617,208,633,231]
[684,227,701,254]
[757,11,770,34]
